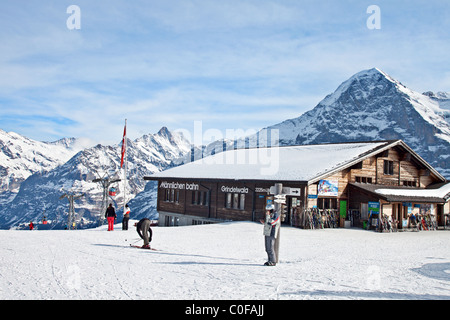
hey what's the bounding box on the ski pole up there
[126,238,141,245]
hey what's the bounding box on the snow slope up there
[1,222,449,300]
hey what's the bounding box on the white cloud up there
[0,1,448,144]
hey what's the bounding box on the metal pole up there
[123,119,127,217]
[274,183,282,264]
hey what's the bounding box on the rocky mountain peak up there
[258,68,450,177]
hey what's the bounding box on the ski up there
[129,244,158,251]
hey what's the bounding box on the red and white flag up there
[120,122,126,168]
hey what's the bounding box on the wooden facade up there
[156,180,308,226]
[146,140,449,228]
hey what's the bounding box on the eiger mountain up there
[256,68,450,177]
[0,127,191,229]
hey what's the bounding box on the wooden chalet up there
[144,140,449,229]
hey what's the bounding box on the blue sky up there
[0,0,449,146]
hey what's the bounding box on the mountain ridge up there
[254,68,450,177]
[0,127,191,229]
[1,68,449,229]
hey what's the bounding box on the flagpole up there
[123,119,127,216]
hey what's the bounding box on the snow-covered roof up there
[350,182,450,203]
[148,141,401,183]
[375,183,450,200]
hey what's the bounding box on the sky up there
[0,0,449,146]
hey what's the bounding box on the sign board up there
[269,186,277,195]
[283,187,301,196]
[308,194,318,199]
[368,201,380,215]
[318,180,338,197]
[270,186,301,196]
[160,181,199,191]
[220,186,249,194]
[255,187,270,193]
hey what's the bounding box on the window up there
[225,193,245,210]
[355,176,373,184]
[403,180,417,187]
[202,191,209,206]
[225,193,232,209]
[384,160,394,175]
[165,215,179,226]
[192,191,209,206]
[233,193,239,209]
[240,194,245,210]
[192,190,198,204]
[164,189,179,203]
[192,219,212,225]
[318,198,337,209]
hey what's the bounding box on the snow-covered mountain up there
[0,130,84,194]
[423,91,450,119]
[252,68,450,177]
[0,127,191,229]
[2,68,449,229]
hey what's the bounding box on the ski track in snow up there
[0,221,450,300]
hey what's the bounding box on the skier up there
[29,221,34,230]
[409,212,417,228]
[122,204,130,230]
[136,218,153,249]
[105,203,116,231]
[260,204,280,266]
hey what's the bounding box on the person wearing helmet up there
[260,203,280,266]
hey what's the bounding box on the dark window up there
[318,198,337,209]
[403,180,417,187]
[384,160,394,175]
[192,191,209,206]
[165,189,179,203]
[355,176,373,184]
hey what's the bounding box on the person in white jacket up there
[260,204,280,266]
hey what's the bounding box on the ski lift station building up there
[144,140,450,229]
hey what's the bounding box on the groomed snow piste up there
[1,221,449,300]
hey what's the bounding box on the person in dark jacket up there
[122,204,130,230]
[136,218,153,249]
[105,203,116,231]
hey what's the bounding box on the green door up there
[340,200,347,218]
